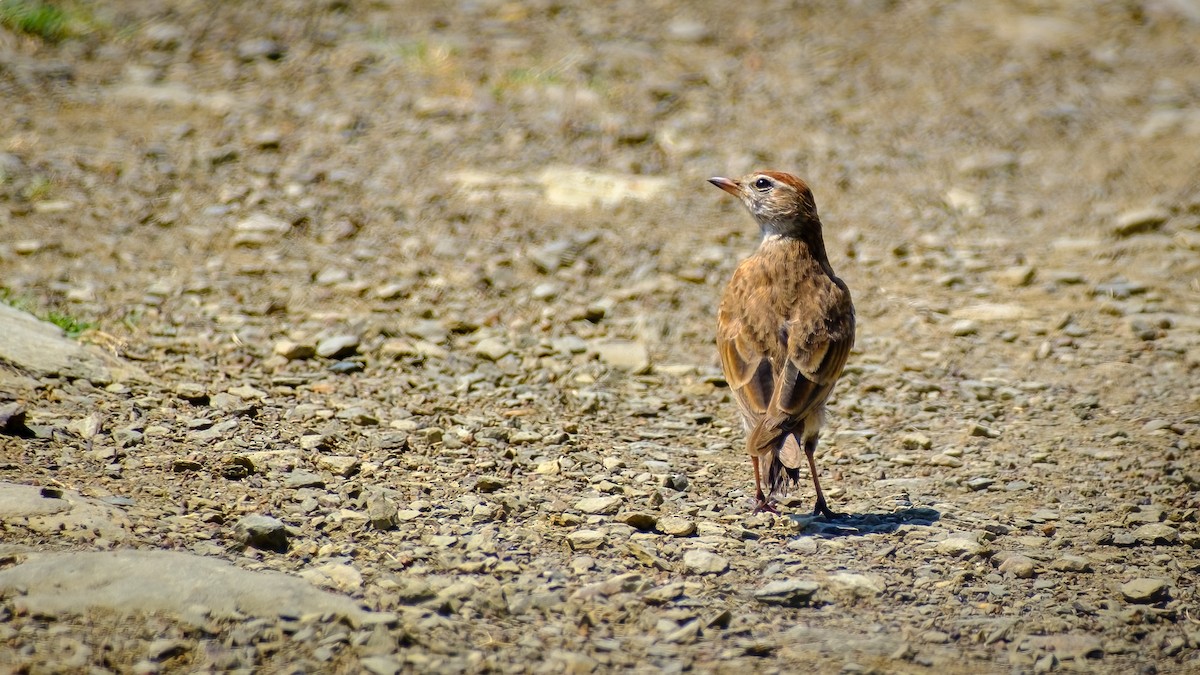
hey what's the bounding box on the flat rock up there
[682,549,728,575]
[298,561,364,592]
[1132,523,1179,545]
[936,536,986,557]
[656,515,697,537]
[1112,207,1169,237]
[949,303,1037,322]
[235,514,289,552]
[574,496,622,515]
[1120,578,1169,604]
[0,481,131,543]
[316,334,360,359]
[590,340,651,373]
[0,304,145,386]
[0,550,368,622]
[755,579,821,606]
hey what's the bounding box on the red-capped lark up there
[710,171,855,517]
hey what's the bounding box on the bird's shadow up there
[786,507,941,538]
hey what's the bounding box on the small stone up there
[237,38,285,61]
[951,319,979,336]
[591,340,651,373]
[899,432,932,450]
[299,562,363,593]
[172,458,203,473]
[174,383,209,404]
[1050,555,1093,572]
[473,337,511,361]
[936,536,985,557]
[567,529,605,550]
[316,335,360,359]
[235,514,289,552]
[535,459,560,474]
[656,516,696,537]
[928,454,963,468]
[1112,207,1169,237]
[966,477,995,491]
[1133,523,1179,545]
[361,655,402,675]
[531,282,561,300]
[682,549,728,575]
[274,340,316,360]
[827,573,884,598]
[754,579,820,606]
[617,512,657,531]
[475,476,509,493]
[316,455,360,477]
[366,492,398,531]
[969,423,1000,438]
[996,265,1036,287]
[147,638,189,662]
[234,212,290,234]
[1120,578,1168,604]
[998,554,1037,578]
[575,496,622,515]
[285,471,325,488]
[227,385,267,400]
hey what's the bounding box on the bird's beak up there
[708,177,740,196]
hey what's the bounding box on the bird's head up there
[708,171,820,239]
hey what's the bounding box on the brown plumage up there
[709,171,855,517]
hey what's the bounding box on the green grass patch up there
[0,0,69,41]
[0,288,94,338]
[0,0,102,43]
[44,310,94,337]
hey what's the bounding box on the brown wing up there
[746,282,855,455]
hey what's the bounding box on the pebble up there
[935,536,985,557]
[929,454,963,468]
[574,496,622,515]
[475,476,509,493]
[1049,555,1093,572]
[473,337,511,361]
[316,455,360,477]
[1112,207,1169,237]
[316,335,360,359]
[682,549,728,575]
[233,212,290,234]
[656,516,697,537]
[950,319,979,337]
[998,554,1037,578]
[235,514,289,552]
[1120,578,1168,604]
[567,530,606,550]
[274,340,316,360]
[590,340,651,373]
[617,512,657,531]
[754,579,820,606]
[366,492,398,531]
[1132,523,1179,545]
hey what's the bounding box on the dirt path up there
[1,1,1198,672]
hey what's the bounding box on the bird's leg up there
[751,455,778,514]
[805,435,839,519]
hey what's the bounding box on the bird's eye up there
[753,177,773,190]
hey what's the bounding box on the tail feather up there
[767,434,804,498]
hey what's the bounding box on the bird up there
[709,171,855,517]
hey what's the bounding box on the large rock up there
[0,304,145,386]
[0,482,131,543]
[0,549,370,623]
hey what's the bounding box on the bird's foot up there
[753,499,780,515]
[812,499,840,520]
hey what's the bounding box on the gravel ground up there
[1,1,1198,673]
